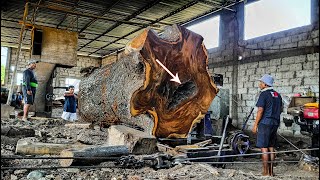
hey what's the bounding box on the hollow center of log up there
[135,62,144,74]
[166,81,197,110]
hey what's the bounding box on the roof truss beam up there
[78,0,121,33]
[56,0,81,28]
[77,0,162,51]
[92,0,200,56]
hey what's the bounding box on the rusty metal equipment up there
[284,98,319,158]
[142,153,173,169]
[227,131,250,155]
[156,74,251,166]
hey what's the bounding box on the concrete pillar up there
[30,62,55,115]
[219,7,242,125]
[311,0,319,24]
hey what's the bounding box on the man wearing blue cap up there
[22,59,39,122]
[252,74,283,176]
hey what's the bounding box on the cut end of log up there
[125,28,150,54]
[129,25,219,138]
[60,149,74,167]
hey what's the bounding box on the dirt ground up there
[1,113,319,180]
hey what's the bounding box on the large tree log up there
[59,145,129,167]
[78,25,218,138]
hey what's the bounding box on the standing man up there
[252,74,282,176]
[22,59,39,121]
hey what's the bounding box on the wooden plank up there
[64,123,94,129]
[15,139,88,155]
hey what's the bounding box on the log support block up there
[107,125,157,155]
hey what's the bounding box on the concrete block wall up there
[52,56,101,96]
[236,53,319,135]
[208,1,319,136]
[5,48,101,95]
[6,48,31,85]
[239,27,319,59]
[101,55,118,66]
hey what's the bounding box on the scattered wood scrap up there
[65,123,94,129]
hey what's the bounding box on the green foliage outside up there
[1,65,5,85]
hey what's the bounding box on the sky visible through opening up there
[1,46,8,66]
[187,16,220,49]
[244,0,311,40]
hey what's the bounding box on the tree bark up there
[78,25,218,138]
[59,145,129,167]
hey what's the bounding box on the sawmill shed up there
[1,0,319,179]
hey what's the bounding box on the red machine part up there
[303,107,319,120]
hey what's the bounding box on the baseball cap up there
[259,74,274,87]
[28,59,39,65]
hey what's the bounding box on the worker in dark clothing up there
[22,59,39,121]
[252,74,283,176]
[61,85,78,121]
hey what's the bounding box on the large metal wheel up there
[227,131,250,154]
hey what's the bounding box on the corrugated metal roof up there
[1,0,239,57]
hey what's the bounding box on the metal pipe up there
[6,2,29,105]
[186,148,319,161]
[0,160,301,170]
[28,3,160,28]
[277,133,309,156]
[217,115,229,156]
[1,148,318,161]
[197,160,300,164]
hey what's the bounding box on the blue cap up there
[259,74,274,87]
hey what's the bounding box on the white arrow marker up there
[156,59,181,84]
